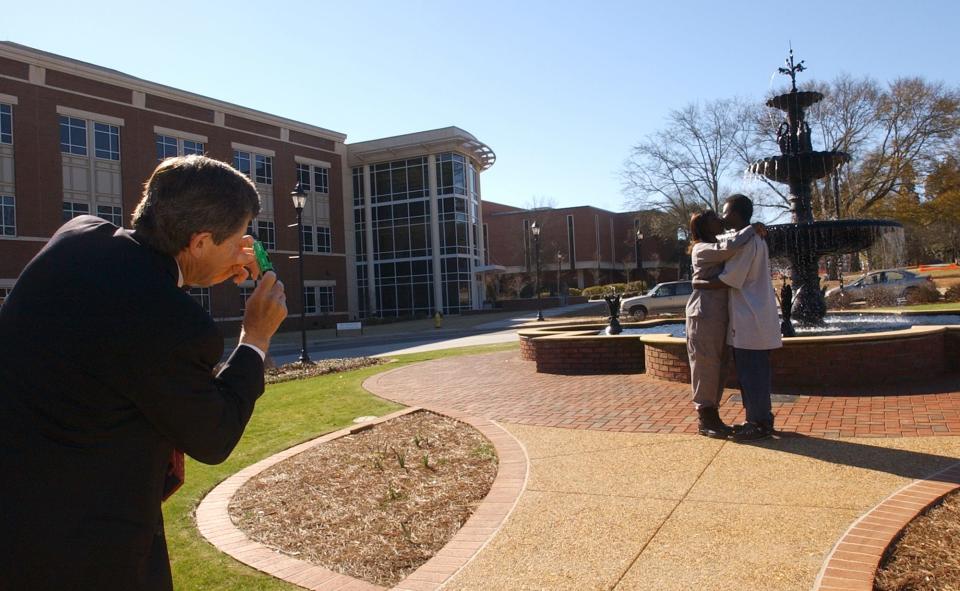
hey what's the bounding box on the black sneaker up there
[697,407,733,439]
[732,421,773,442]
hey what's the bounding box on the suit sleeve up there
[129,330,265,465]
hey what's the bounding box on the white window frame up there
[316,226,331,254]
[96,204,123,227]
[60,116,87,156]
[189,287,211,313]
[256,220,276,250]
[0,103,12,145]
[62,201,90,221]
[93,122,120,161]
[0,195,15,236]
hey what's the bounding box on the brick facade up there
[482,201,683,292]
[0,42,349,330]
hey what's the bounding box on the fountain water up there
[748,50,903,328]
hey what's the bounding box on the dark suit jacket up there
[0,216,265,590]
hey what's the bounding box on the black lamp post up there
[634,228,644,284]
[556,251,563,302]
[291,182,311,364]
[531,221,544,321]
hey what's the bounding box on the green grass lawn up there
[163,341,519,591]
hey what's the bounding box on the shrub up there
[905,281,941,305]
[605,283,627,294]
[582,285,606,298]
[567,287,582,297]
[944,284,960,303]
[625,281,647,294]
[825,290,854,310]
[862,286,898,308]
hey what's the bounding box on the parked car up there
[619,281,693,321]
[824,269,931,302]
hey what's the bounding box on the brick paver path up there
[365,350,960,438]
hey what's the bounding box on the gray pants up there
[732,348,774,427]
[686,316,729,409]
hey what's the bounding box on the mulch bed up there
[874,489,960,590]
[228,410,498,587]
[264,357,386,384]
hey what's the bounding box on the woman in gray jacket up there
[686,211,763,438]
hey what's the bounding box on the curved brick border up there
[812,461,960,591]
[196,406,529,591]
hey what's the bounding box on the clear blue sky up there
[3,0,957,215]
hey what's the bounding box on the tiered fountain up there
[750,50,902,328]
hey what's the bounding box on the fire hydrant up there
[434,310,443,329]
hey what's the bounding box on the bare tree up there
[621,98,758,237]
[525,195,558,210]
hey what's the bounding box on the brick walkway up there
[364,350,960,438]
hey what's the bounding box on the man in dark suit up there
[0,155,288,590]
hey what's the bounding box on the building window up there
[97,205,123,227]
[233,150,251,176]
[483,223,489,265]
[0,104,11,144]
[256,220,276,250]
[157,135,204,160]
[62,201,89,221]
[316,226,331,253]
[239,286,254,314]
[302,224,314,252]
[0,196,14,236]
[523,219,531,271]
[156,135,178,160]
[296,163,311,190]
[0,287,10,306]
[189,287,211,313]
[352,167,364,207]
[313,167,328,193]
[370,157,428,203]
[436,152,467,196]
[59,116,87,155]
[254,154,272,184]
[182,139,203,155]
[303,286,316,314]
[305,286,334,314]
[94,123,120,160]
[317,286,334,313]
[567,215,576,270]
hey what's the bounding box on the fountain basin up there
[518,315,960,390]
[766,219,903,260]
[749,151,850,183]
[767,90,824,112]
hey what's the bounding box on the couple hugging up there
[686,194,782,442]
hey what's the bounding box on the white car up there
[824,269,931,302]
[619,281,693,321]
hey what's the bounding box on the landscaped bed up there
[227,409,498,587]
[874,488,960,590]
[264,357,386,384]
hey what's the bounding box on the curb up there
[812,461,960,591]
[195,406,529,591]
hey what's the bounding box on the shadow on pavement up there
[748,432,960,483]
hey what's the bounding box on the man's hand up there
[751,222,768,239]
[228,235,260,285]
[239,271,287,352]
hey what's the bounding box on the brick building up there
[0,42,495,326]
[482,201,682,297]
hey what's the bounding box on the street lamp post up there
[531,221,544,321]
[634,228,644,285]
[556,251,563,303]
[291,182,311,364]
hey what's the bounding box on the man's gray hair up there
[132,155,261,256]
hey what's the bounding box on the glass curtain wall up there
[354,158,434,318]
[436,152,477,314]
[353,152,481,317]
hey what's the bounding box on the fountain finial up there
[777,46,806,93]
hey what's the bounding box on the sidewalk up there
[225,302,605,362]
[362,349,960,590]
